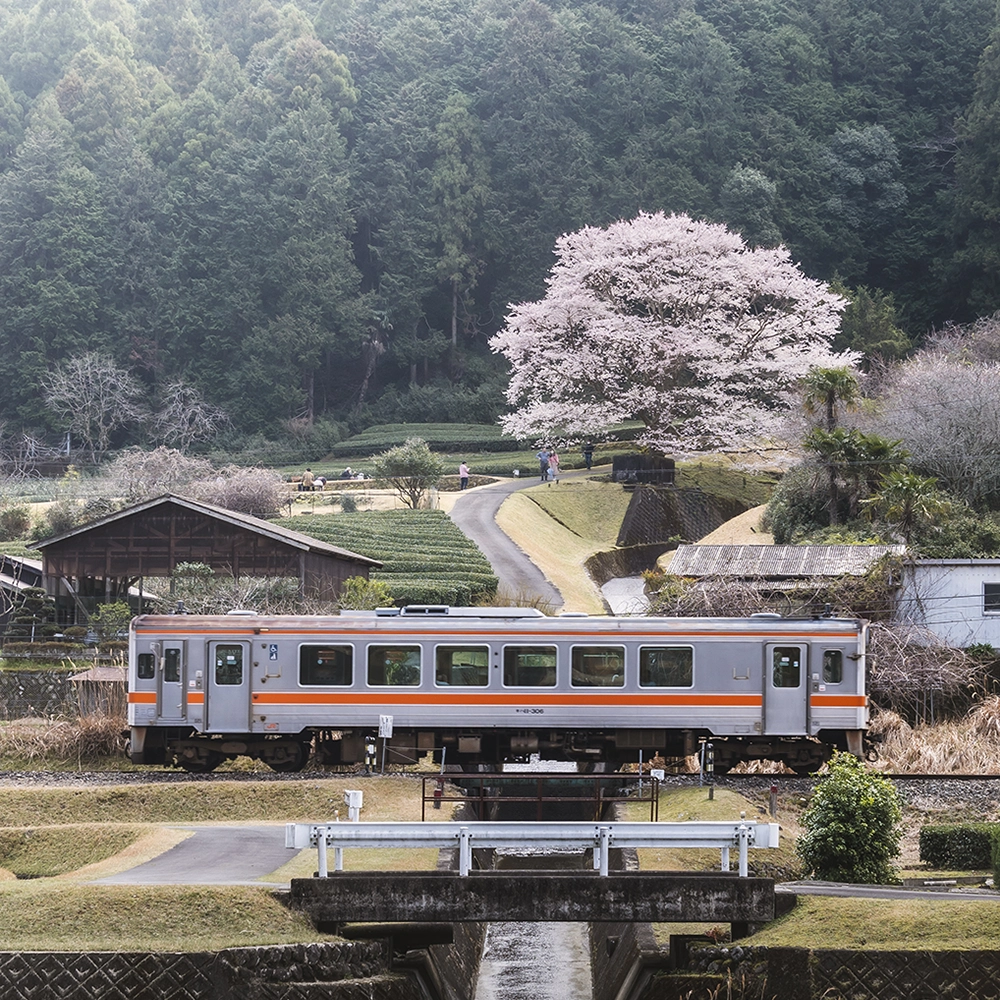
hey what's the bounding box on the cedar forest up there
[2,0,1000,443]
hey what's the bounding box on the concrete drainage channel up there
[284,772,670,1000]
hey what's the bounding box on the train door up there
[764,643,807,736]
[206,641,251,733]
[157,642,186,723]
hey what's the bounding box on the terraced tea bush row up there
[331,423,519,457]
[330,421,647,459]
[285,511,498,604]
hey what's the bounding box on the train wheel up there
[264,741,310,773]
[178,749,225,773]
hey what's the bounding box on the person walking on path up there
[459,461,470,490]
[582,442,594,470]
[536,447,550,481]
[548,449,560,482]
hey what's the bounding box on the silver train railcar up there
[127,606,868,774]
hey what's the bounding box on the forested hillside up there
[1,0,998,444]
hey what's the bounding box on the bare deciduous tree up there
[864,353,1000,508]
[165,562,337,615]
[100,447,214,504]
[866,622,980,723]
[186,465,286,518]
[151,380,229,451]
[43,352,145,464]
[0,424,63,479]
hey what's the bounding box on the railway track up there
[3,767,1000,786]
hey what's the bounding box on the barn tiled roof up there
[667,544,905,578]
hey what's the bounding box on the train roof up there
[131,607,865,635]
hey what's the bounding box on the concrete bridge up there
[289,870,776,926]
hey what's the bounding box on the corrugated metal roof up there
[668,544,905,578]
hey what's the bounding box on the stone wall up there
[643,945,1000,999]
[0,941,427,1000]
[616,487,748,548]
[0,670,78,719]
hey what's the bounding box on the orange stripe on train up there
[250,692,762,707]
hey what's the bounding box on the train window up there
[435,646,489,686]
[639,646,693,687]
[985,583,1000,613]
[214,645,243,685]
[571,646,625,687]
[503,646,557,686]
[822,649,843,684]
[137,653,155,680]
[772,647,801,688]
[368,645,421,686]
[300,645,353,686]
[163,648,181,683]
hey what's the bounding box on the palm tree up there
[863,470,950,544]
[802,366,860,432]
[804,427,852,526]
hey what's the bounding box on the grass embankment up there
[749,896,1000,951]
[495,458,778,613]
[0,775,449,950]
[496,479,633,613]
[0,883,326,952]
[0,776,993,952]
[630,783,999,952]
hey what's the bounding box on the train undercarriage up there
[130,725,853,775]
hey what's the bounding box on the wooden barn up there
[29,493,381,620]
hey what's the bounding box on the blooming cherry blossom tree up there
[490,212,857,454]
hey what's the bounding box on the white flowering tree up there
[490,212,856,454]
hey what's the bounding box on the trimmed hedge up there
[919,823,999,869]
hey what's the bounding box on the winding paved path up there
[447,475,565,608]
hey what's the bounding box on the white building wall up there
[898,560,1000,648]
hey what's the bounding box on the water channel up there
[469,760,598,1000]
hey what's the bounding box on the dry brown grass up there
[870,701,1000,773]
[0,712,127,768]
[0,680,129,768]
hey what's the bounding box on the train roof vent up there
[558,612,590,617]
[395,605,546,618]
[749,612,783,619]
[226,609,257,616]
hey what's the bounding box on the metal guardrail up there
[421,773,660,821]
[285,820,780,878]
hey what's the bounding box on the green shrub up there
[920,823,999,869]
[991,831,1000,887]
[797,751,902,884]
[0,505,31,541]
[337,576,394,610]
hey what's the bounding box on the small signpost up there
[378,714,393,774]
